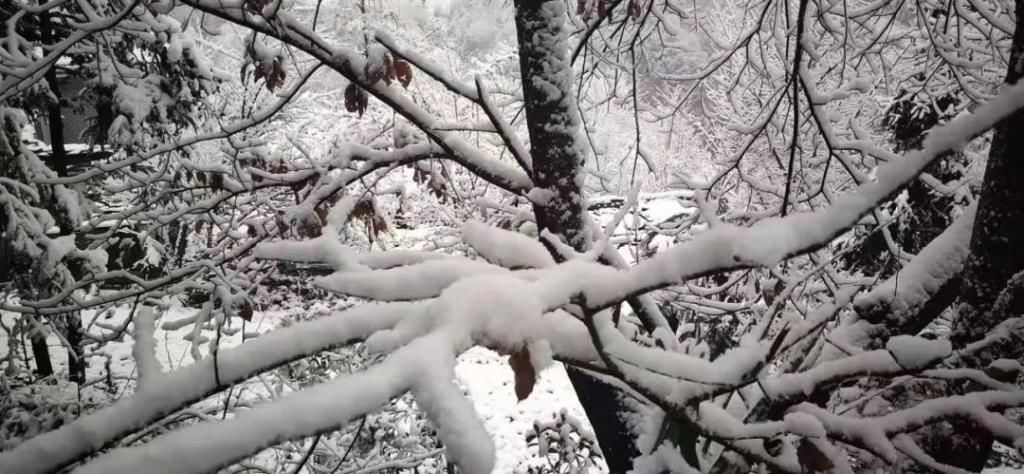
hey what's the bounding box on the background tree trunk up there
[512,1,639,470]
[30,330,53,378]
[40,7,85,384]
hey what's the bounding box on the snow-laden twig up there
[132,306,162,391]
[474,76,532,174]
[0,302,419,474]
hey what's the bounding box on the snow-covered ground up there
[455,347,604,473]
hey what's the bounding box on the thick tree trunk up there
[512,1,639,470]
[512,0,587,249]
[953,0,1024,346]
[938,1,1024,470]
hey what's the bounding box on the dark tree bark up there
[936,1,1024,470]
[953,0,1024,347]
[512,1,639,470]
[30,330,53,378]
[40,7,85,384]
[513,0,587,249]
[20,8,67,381]
[40,11,68,178]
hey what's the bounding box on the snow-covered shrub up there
[522,408,603,474]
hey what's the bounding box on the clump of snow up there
[366,273,548,356]
[989,359,1023,374]
[462,220,555,269]
[855,204,975,325]
[784,412,826,438]
[364,43,390,83]
[316,258,504,301]
[885,336,951,370]
[526,187,556,206]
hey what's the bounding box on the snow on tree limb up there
[409,341,496,474]
[77,342,417,474]
[131,306,162,390]
[16,62,1024,474]
[462,220,555,269]
[575,80,1024,309]
[796,390,1024,464]
[76,271,561,473]
[0,302,419,474]
[4,1,1024,473]
[855,204,975,330]
[315,258,510,301]
[176,0,534,194]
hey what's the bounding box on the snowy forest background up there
[4,0,1024,472]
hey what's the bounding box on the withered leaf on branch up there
[265,59,286,92]
[209,172,224,190]
[985,360,1022,383]
[314,205,329,226]
[242,0,267,14]
[344,83,369,117]
[239,302,254,322]
[628,0,642,19]
[392,58,413,88]
[508,347,537,401]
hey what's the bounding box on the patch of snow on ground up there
[455,346,607,473]
[2,304,605,473]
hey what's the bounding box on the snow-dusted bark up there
[936,1,1024,469]
[956,0,1024,347]
[511,2,642,469]
[856,204,975,337]
[513,0,587,249]
[0,302,417,473]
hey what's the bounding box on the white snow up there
[886,336,953,370]
[462,220,555,269]
[855,204,975,325]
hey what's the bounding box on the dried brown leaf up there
[392,58,413,88]
[509,347,536,401]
